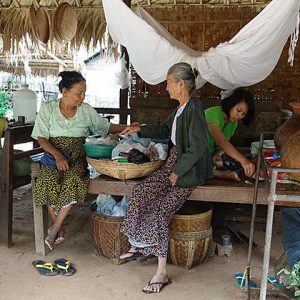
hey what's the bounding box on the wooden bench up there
[0,124,43,247]
[32,166,300,256]
[31,164,273,256]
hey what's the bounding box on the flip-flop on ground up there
[119,251,144,262]
[142,279,172,294]
[54,258,76,276]
[32,260,59,276]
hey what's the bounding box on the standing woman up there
[32,71,125,251]
[120,62,213,294]
[204,88,256,180]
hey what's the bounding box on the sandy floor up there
[0,184,289,300]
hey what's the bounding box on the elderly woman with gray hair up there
[120,62,213,294]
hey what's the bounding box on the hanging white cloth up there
[102,0,300,90]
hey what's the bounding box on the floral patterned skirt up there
[121,147,194,258]
[33,136,88,209]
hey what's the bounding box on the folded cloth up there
[40,148,71,169]
[218,153,255,172]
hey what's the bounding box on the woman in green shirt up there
[32,71,125,251]
[204,88,256,179]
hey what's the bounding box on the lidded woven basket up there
[53,2,77,43]
[168,201,213,269]
[87,157,164,180]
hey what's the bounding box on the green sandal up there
[32,260,59,276]
[54,258,76,276]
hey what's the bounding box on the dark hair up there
[167,62,198,95]
[58,71,86,93]
[221,87,255,126]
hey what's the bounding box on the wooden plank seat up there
[31,162,269,256]
[32,158,300,256]
[0,124,43,247]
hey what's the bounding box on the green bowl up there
[83,144,114,159]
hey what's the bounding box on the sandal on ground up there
[119,250,143,262]
[142,279,172,294]
[54,258,76,276]
[267,275,280,289]
[235,272,256,289]
[32,260,59,276]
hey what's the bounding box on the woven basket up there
[53,2,77,43]
[168,227,212,269]
[86,157,164,180]
[90,211,130,259]
[84,144,114,159]
[29,5,50,44]
[169,202,213,232]
[281,130,300,182]
[168,201,213,269]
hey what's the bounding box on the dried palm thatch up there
[0,0,272,76]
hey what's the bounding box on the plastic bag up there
[111,196,130,217]
[114,54,130,90]
[96,194,116,216]
[149,143,168,161]
[111,142,149,160]
[85,136,117,147]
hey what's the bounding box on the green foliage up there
[0,91,13,117]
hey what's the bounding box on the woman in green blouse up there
[204,88,256,180]
[32,71,125,251]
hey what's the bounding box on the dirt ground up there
[0,184,289,300]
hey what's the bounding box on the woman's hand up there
[169,172,178,186]
[240,158,255,177]
[121,125,141,137]
[55,152,70,171]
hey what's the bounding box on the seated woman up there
[32,71,125,251]
[204,88,256,180]
[120,62,213,294]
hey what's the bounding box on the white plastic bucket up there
[13,84,37,123]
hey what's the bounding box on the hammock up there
[102,0,300,90]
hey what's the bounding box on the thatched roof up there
[0,0,271,75]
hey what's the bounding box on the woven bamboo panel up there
[90,212,130,259]
[130,5,300,110]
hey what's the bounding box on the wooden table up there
[0,124,42,247]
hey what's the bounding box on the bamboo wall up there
[130,5,299,143]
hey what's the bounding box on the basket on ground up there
[84,144,114,159]
[168,201,213,269]
[86,157,164,180]
[90,210,130,259]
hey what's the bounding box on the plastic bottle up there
[13,84,37,123]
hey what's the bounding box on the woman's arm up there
[108,123,127,134]
[37,137,70,171]
[208,123,255,177]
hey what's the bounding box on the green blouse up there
[204,106,237,154]
[32,100,110,140]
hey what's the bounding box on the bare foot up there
[143,273,171,293]
[214,170,241,182]
[45,227,58,251]
[54,228,65,245]
[119,247,139,260]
